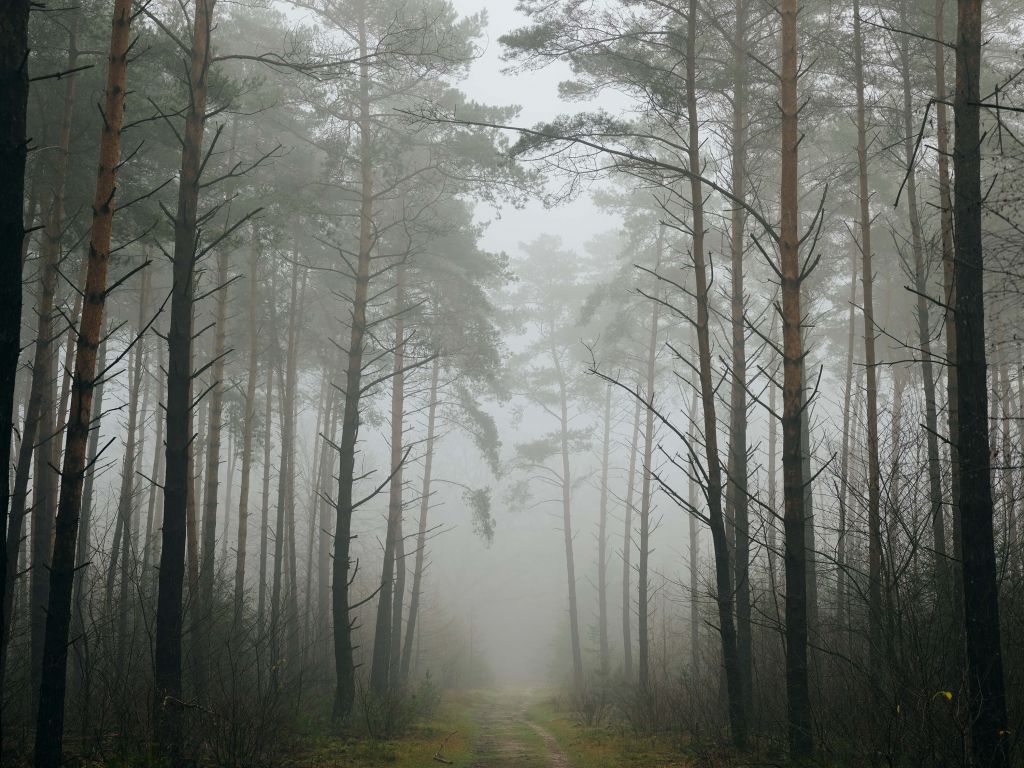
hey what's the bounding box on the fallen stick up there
[432,729,458,764]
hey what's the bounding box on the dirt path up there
[468,690,570,768]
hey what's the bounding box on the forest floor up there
[297,688,696,767]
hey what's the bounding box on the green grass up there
[524,694,698,768]
[291,689,479,767]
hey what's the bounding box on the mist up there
[0,0,1021,766]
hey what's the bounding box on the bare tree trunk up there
[234,230,260,623]
[154,0,215,758]
[780,0,811,755]
[333,8,373,714]
[195,242,230,693]
[688,390,700,678]
[258,366,273,627]
[597,382,611,676]
[897,22,946,588]
[0,1,30,742]
[852,0,883,677]
[30,11,81,694]
[686,0,745,743]
[638,238,660,692]
[372,265,408,695]
[622,391,641,680]
[953,0,1009,758]
[143,343,166,588]
[837,249,857,623]
[400,357,439,684]
[934,0,960,609]
[726,0,753,720]
[553,349,584,694]
[33,0,133,757]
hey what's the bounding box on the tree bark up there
[553,349,584,694]
[897,20,946,589]
[234,230,260,623]
[333,4,372,716]
[33,0,133,758]
[638,237,660,692]
[852,0,883,679]
[780,0,811,755]
[686,0,745,743]
[400,357,440,683]
[953,0,1010,759]
[622,391,641,680]
[371,267,408,695]
[257,365,273,626]
[154,0,215,758]
[726,0,753,720]
[597,382,611,676]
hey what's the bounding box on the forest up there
[0,0,1020,765]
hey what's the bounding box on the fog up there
[2,0,1023,765]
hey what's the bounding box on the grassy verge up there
[292,689,479,767]
[524,693,697,768]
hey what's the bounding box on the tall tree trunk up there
[106,274,148,657]
[897,20,947,588]
[143,342,166,588]
[400,357,440,684]
[372,265,407,695]
[33,0,132,758]
[234,230,260,623]
[30,11,81,694]
[953,0,1009,760]
[0,2,30,742]
[686,0,745,744]
[194,243,230,693]
[596,382,611,676]
[935,0,961,610]
[154,0,215,759]
[688,390,701,678]
[726,0,753,720]
[553,350,583,694]
[837,249,857,623]
[853,0,883,677]
[638,238,661,692]
[257,366,273,627]
[622,391,641,680]
[780,0,811,755]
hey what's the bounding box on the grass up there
[290,689,479,767]
[524,693,699,768]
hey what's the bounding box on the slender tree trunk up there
[400,357,440,683]
[143,343,166,587]
[553,350,583,694]
[853,0,883,677]
[0,12,31,749]
[333,7,372,715]
[638,239,660,692]
[154,0,215,758]
[372,266,408,695]
[597,382,611,676]
[234,230,260,623]
[622,391,641,680]
[935,0,961,610]
[688,390,700,678]
[837,249,857,622]
[780,0,811,755]
[897,23,947,588]
[953,0,1009,760]
[726,0,753,720]
[30,11,81,694]
[33,1,133,758]
[258,366,273,626]
[686,0,745,743]
[194,243,229,692]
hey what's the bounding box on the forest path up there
[468,690,570,768]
